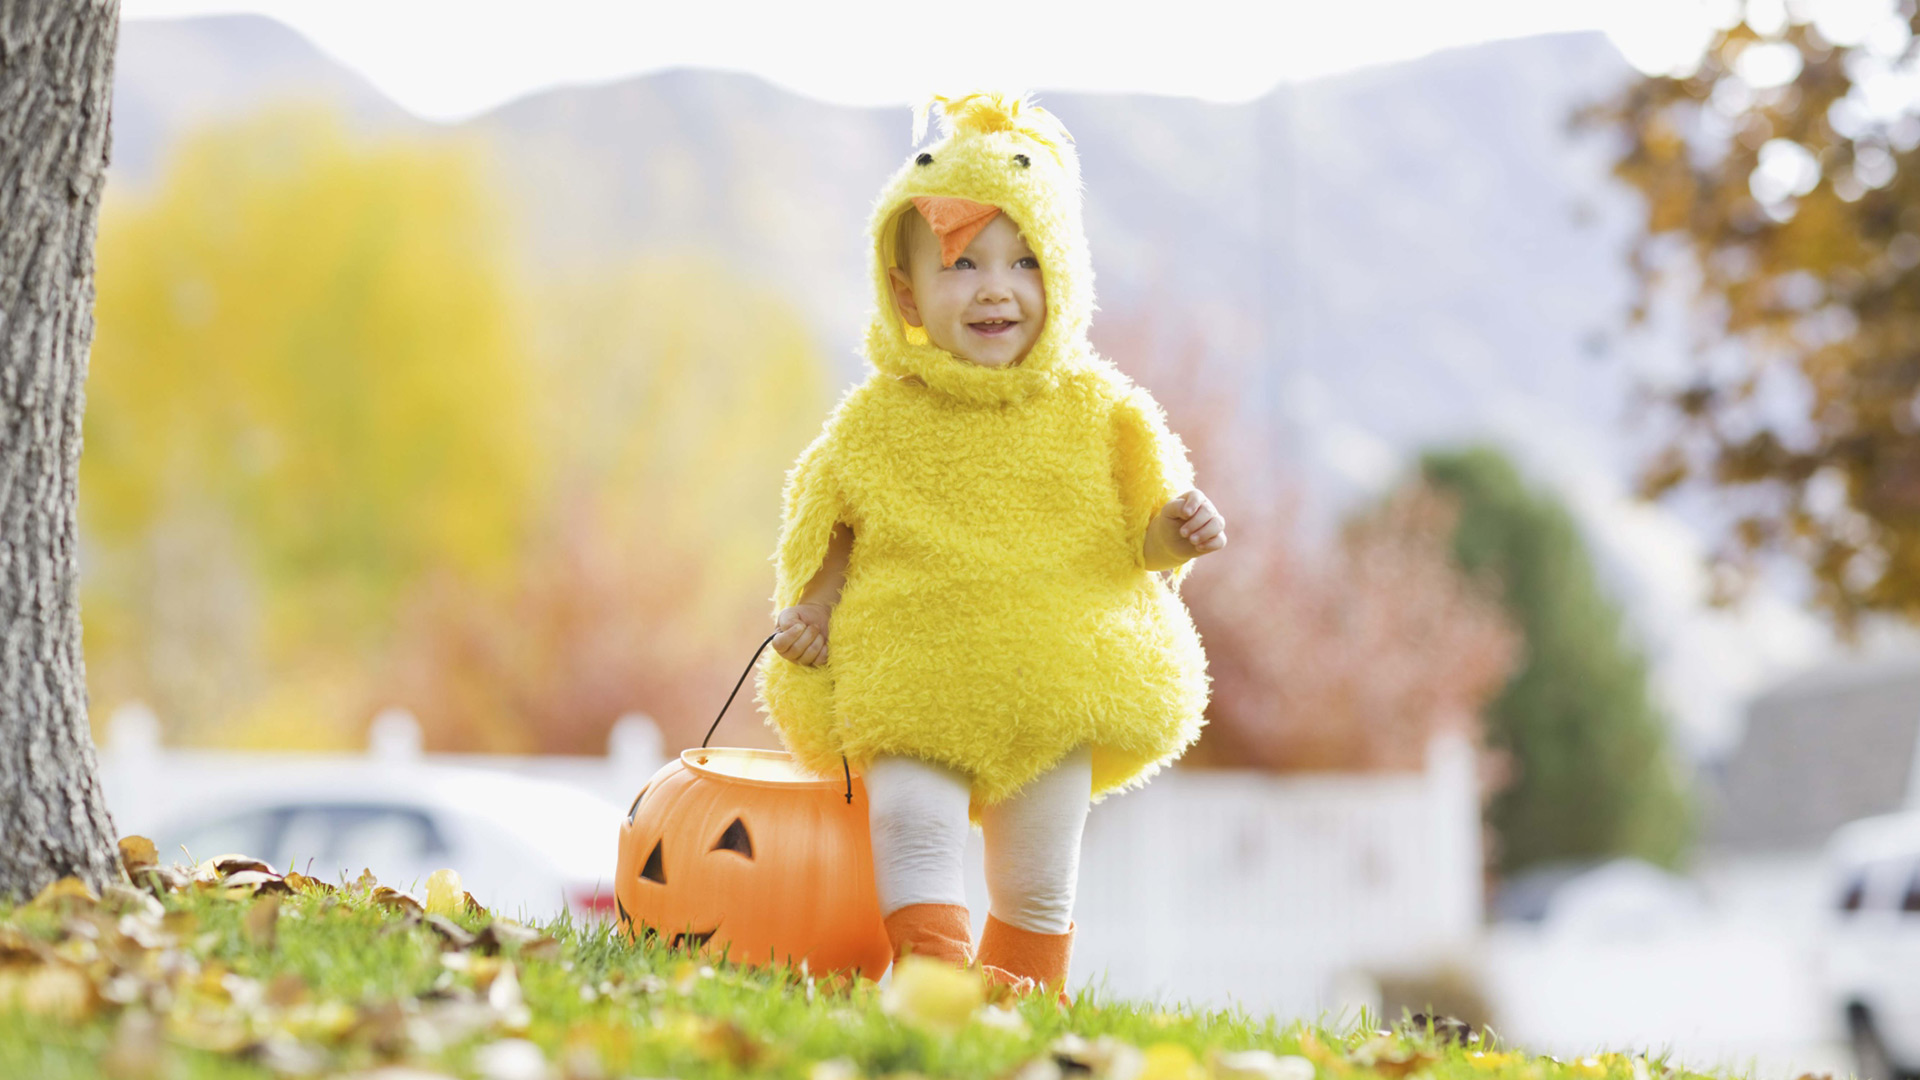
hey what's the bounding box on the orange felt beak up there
[911,196,1001,267]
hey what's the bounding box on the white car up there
[1821,810,1920,1080]
[149,764,625,923]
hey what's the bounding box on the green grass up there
[0,872,1734,1080]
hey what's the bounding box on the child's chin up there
[952,349,1028,369]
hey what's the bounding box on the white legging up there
[864,746,1091,935]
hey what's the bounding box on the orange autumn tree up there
[1586,2,1920,630]
[1092,313,1520,773]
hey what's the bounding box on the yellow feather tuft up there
[912,90,1073,164]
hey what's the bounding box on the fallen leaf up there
[977,1004,1030,1036]
[199,854,275,877]
[881,955,983,1035]
[246,1033,330,1076]
[371,887,423,914]
[266,971,309,1008]
[1139,1043,1204,1080]
[475,919,558,958]
[469,955,507,993]
[1296,1034,1352,1075]
[143,865,190,894]
[464,891,489,917]
[473,1038,548,1080]
[284,872,335,895]
[102,882,164,919]
[243,894,282,949]
[1212,1050,1317,1080]
[118,836,158,876]
[811,1058,860,1080]
[31,876,98,909]
[101,1009,164,1080]
[424,869,463,916]
[1350,1038,1436,1080]
[1005,1059,1065,1080]
[0,927,49,964]
[14,963,97,1021]
[1052,1032,1146,1078]
[694,1017,765,1067]
[225,870,292,896]
[424,915,476,950]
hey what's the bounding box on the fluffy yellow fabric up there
[755,91,1210,818]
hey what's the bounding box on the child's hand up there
[773,603,833,666]
[1160,489,1226,558]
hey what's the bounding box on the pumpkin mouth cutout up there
[669,927,718,950]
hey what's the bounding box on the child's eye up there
[950,257,975,270]
[1016,257,1040,270]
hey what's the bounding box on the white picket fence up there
[96,704,1479,1018]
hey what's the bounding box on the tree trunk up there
[0,0,122,901]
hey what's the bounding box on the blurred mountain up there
[113,15,416,185]
[111,17,1840,758]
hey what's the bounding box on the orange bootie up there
[976,914,1074,1004]
[882,903,974,968]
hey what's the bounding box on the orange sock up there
[976,913,1073,996]
[882,902,974,968]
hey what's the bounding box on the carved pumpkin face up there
[615,748,892,979]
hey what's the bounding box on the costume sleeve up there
[1112,382,1199,591]
[770,421,848,610]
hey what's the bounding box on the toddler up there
[755,91,1224,998]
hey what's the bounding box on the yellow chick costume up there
[755,92,1210,815]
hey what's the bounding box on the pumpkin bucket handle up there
[704,632,854,805]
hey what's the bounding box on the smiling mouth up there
[969,319,1017,336]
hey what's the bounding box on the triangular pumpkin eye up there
[640,840,665,884]
[712,817,753,858]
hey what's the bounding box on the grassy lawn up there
[0,848,1722,1080]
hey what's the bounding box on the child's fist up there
[1162,489,1226,557]
[773,603,832,666]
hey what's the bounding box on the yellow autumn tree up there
[382,259,837,753]
[84,109,543,746]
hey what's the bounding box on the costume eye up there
[712,817,754,858]
[1012,154,1030,168]
[916,153,934,166]
[640,840,665,884]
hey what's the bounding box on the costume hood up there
[866,91,1093,407]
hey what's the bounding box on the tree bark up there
[0,0,122,900]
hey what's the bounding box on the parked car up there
[149,764,625,923]
[1821,810,1920,1080]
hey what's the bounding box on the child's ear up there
[887,266,923,328]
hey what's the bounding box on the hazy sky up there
[120,0,1752,122]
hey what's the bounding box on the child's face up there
[887,210,1047,368]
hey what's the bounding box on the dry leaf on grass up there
[424,869,463,916]
[31,876,98,909]
[1139,1043,1205,1080]
[881,955,984,1035]
[424,915,476,950]
[118,836,158,876]
[243,894,282,949]
[1211,1050,1318,1080]
[371,886,424,914]
[474,919,559,959]
[1051,1033,1148,1078]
